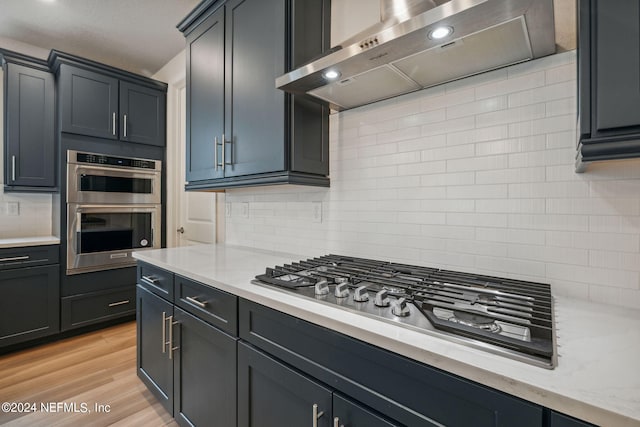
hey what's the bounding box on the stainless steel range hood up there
[276,0,556,111]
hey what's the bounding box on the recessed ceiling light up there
[323,70,341,80]
[429,26,453,40]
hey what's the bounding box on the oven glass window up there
[77,212,153,254]
[79,175,152,194]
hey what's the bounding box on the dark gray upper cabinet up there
[50,50,167,147]
[59,65,119,140]
[178,0,330,190]
[120,81,166,146]
[1,50,56,191]
[185,6,225,182]
[577,0,640,171]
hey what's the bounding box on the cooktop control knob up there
[392,297,410,317]
[374,290,390,307]
[314,280,330,296]
[353,286,369,302]
[335,282,349,298]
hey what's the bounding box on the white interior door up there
[175,85,216,246]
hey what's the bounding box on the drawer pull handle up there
[0,255,29,263]
[312,403,324,427]
[108,300,130,307]
[142,275,159,285]
[185,296,208,308]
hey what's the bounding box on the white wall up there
[225,50,640,310]
[0,65,54,238]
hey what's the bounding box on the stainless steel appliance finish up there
[276,0,556,111]
[65,150,162,275]
[254,254,555,369]
[67,150,161,205]
[66,204,161,275]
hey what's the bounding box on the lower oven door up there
[67,204,161,275]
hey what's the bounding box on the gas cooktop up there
[254,254,555,369]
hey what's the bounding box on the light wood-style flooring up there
[0,321,177,426]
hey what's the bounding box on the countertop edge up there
[0,236,60,249]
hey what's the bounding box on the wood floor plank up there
[0,321,178,427]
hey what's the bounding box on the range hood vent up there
[276,0,556,111]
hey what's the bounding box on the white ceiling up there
[0,0,201,77]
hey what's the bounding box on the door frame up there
[167,78,186,248]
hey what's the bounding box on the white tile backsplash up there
[225,50,640,309]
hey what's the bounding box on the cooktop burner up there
[254,254,555,368]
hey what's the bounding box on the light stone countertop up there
[133,244,640,427]
[0,236,60,249]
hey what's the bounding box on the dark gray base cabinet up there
[179,0,330,190]
[239,299,543,427]
[577,0,640,170]
[0,245,60,348]
[50,51,167,147]
[238,342,398,427]
[61,266,138,331]
[136,264,238,426]
[1,50,56,191]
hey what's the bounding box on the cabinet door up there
[173,307,237,427]
[333,394,399,427]
[549,411,596,427]
[186,6,225,182]
[59,64,118,139]
[136,284,174,415]
[238,342,332,427]
[120,82,166,146]
[0,265,59,347]
[225,0,286,177]
[4,63,56,188]
[594,0,640,133]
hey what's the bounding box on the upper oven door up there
[67,163,161,205]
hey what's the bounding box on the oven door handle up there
[74,165,160,176]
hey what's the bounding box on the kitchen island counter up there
[134,244,640,427]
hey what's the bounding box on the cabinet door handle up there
[169,317,179,360]
[11,155,16,181]
[0,255,29,263]
[312,403,324,427]
[334,417,343,427]
[142,275,159,285]
[185,296,207,308]
[123,114,128,137]
[214,136,219,170]
[108,300,130,307]
[112,112,116,135]
[221,133,226,171]
[161,311,168,353]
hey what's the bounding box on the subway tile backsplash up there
[225,50,640,309]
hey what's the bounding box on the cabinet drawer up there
[0,245,59,271]
[137,262,174,301]
[61,287,135,330]
[175,275,237,336]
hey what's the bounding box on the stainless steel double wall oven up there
[66,150,162,274]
